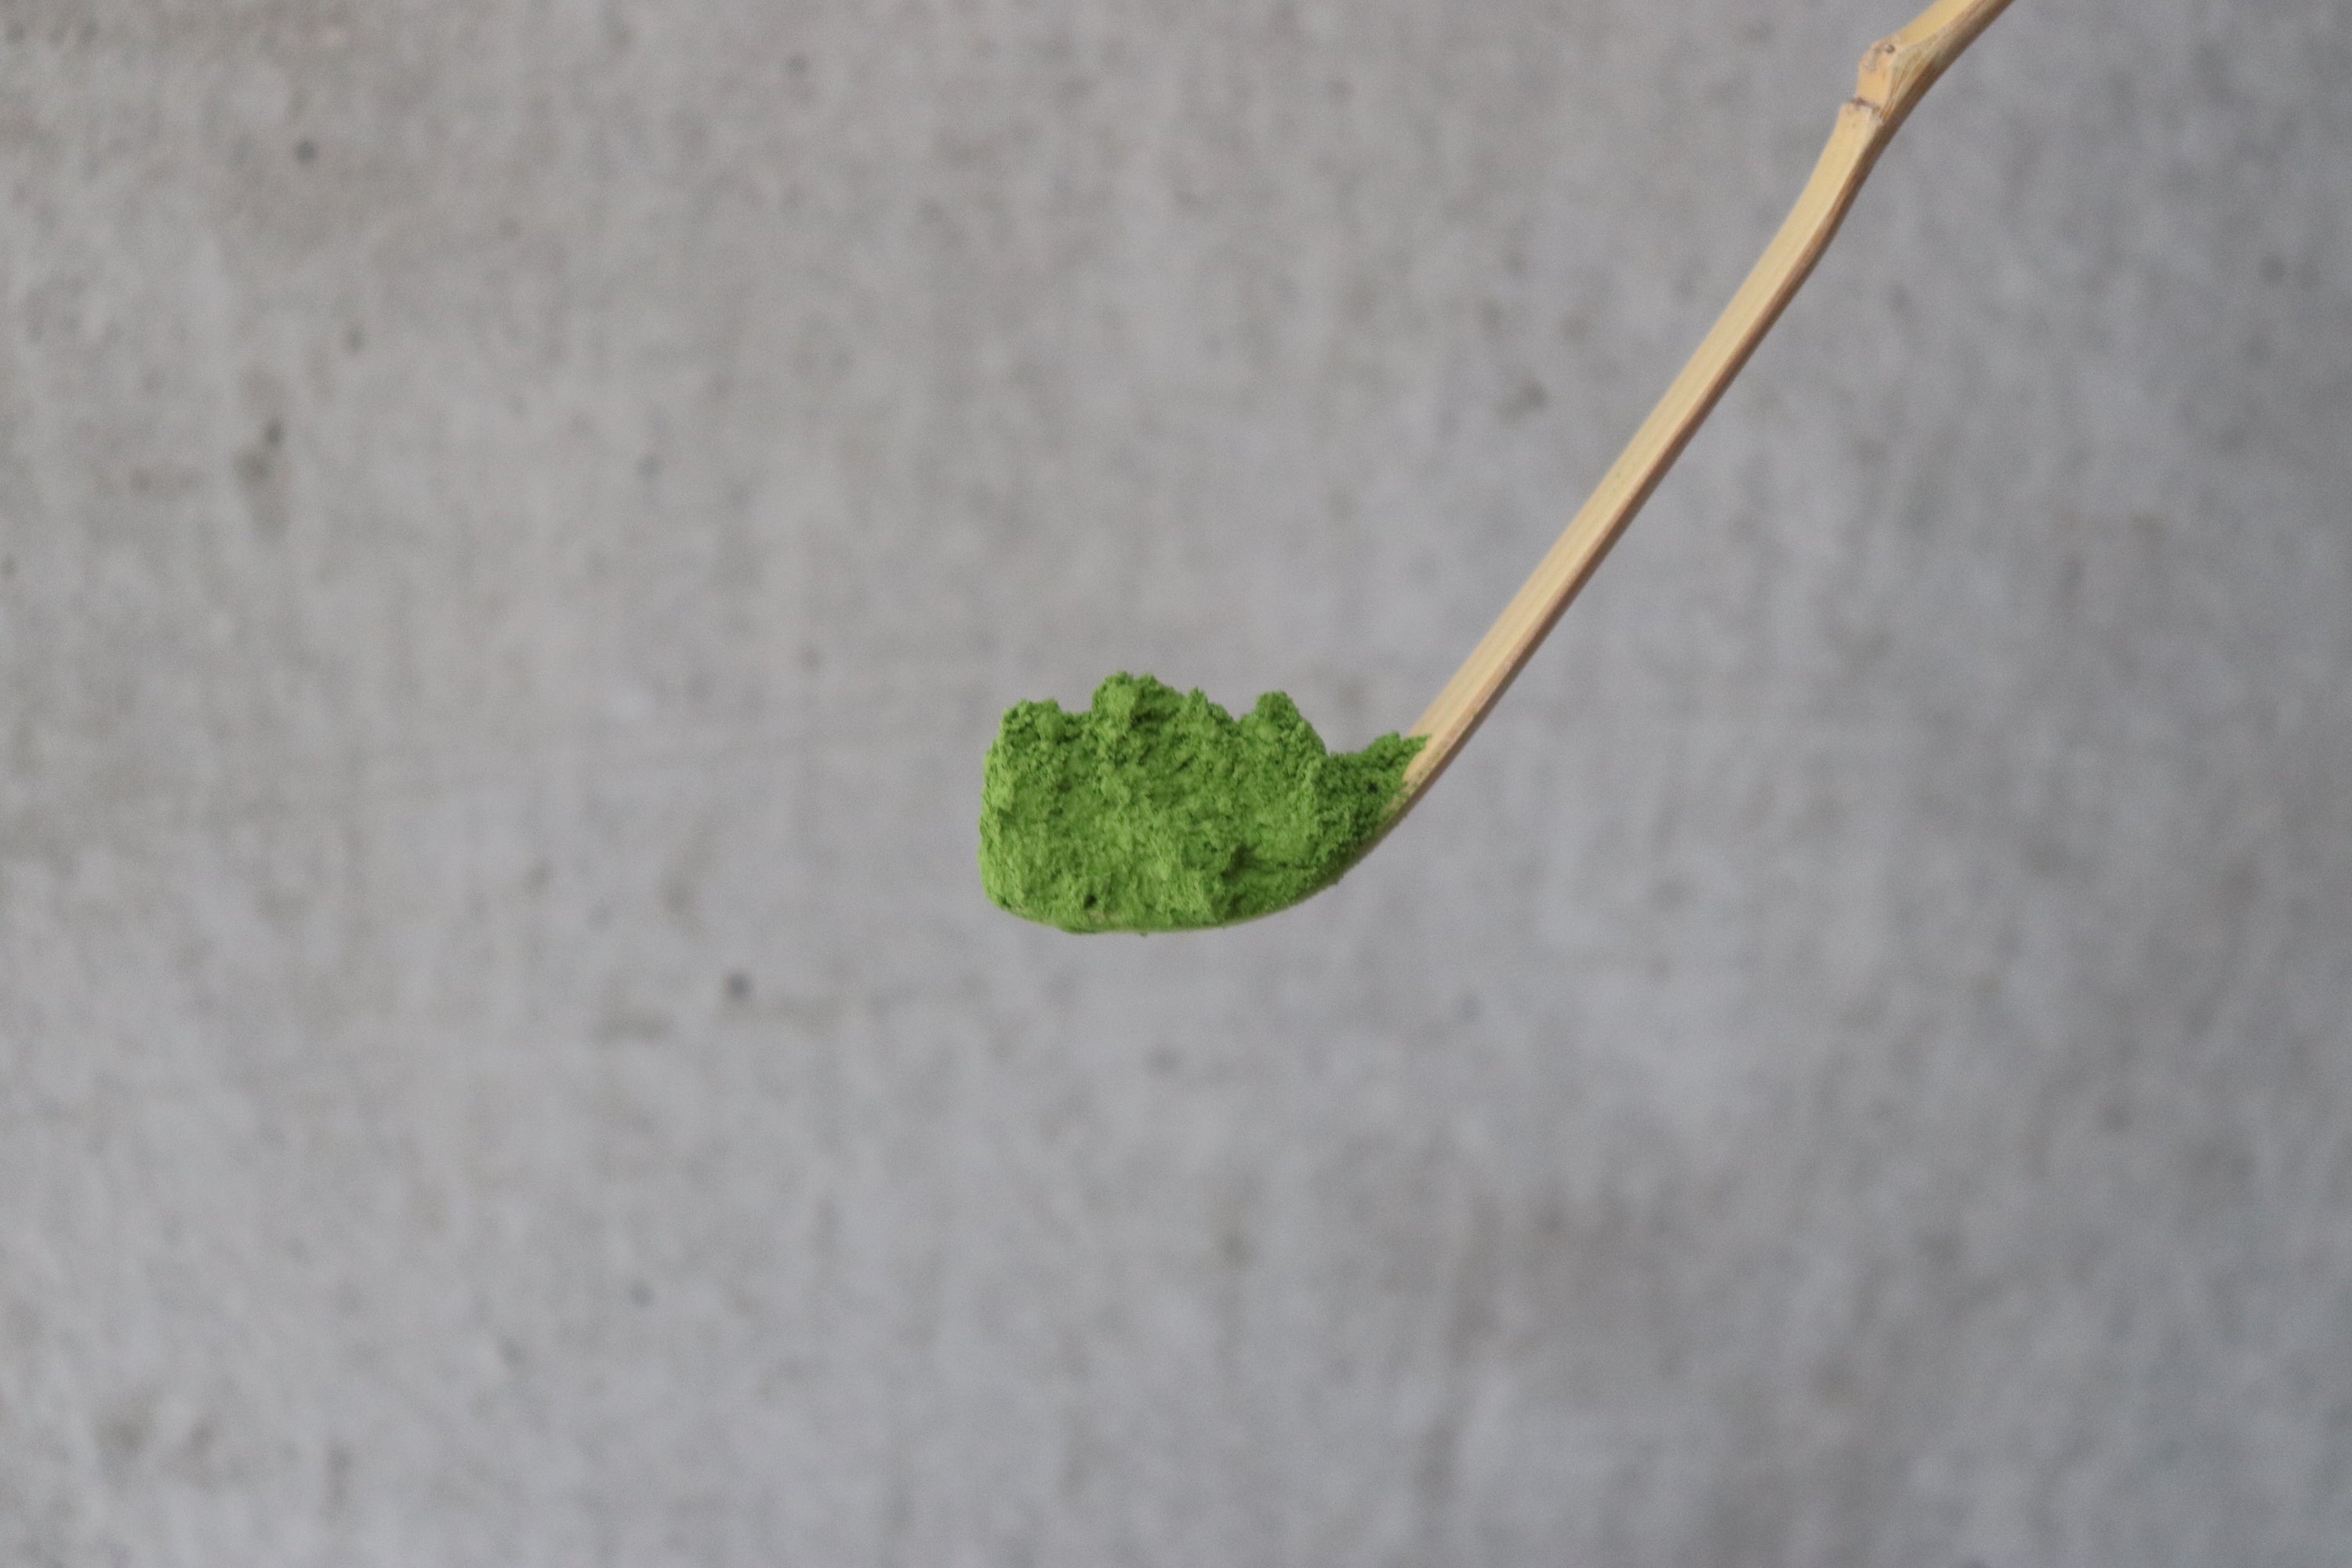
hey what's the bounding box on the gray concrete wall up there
[3,1,2348,1563]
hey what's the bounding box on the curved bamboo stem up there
[1387,0,2016,817]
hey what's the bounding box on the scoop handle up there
[1395,0,2019,808]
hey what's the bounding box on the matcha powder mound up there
[979,672,1425,932]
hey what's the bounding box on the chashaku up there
[980,0,2017,931]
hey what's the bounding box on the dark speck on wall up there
[235,416,291,539]
[293,138,316,163]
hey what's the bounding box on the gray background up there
[2,0,2347,1563]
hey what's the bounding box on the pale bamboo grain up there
[1385,0,2017,826]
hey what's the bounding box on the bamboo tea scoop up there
[978,0,2016,933]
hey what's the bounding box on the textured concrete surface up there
[3,0,2349,1563]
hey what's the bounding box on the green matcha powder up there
[979,673,1424,932]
